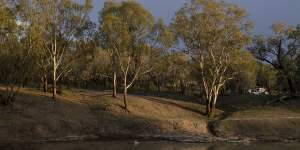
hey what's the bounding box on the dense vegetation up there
[0,0,299,118]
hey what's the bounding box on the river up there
[1,141,299,150]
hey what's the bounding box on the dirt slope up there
[1,87,299,142]
[0,87,210,142]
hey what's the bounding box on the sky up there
[85,0,300,35]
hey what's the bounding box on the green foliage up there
[0,2,21,84]
[164,52,191,94]
[228,50,257,93]
[0,1,17,36]
[100,0,154,52]
[20,0,95,99]
[174,0,252,87]
[150,18,177,50]
[173,0,252,117]
[100,1,156,75]
[0,0,298,112]
[100,0,161,110]
[256,64,277,92]
[0,1,34,105]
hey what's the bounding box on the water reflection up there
[1,141,299,150]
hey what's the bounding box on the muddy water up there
[1,141,299,150]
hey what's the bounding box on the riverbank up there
[1,140,300,150]
[0,87,299,143]
[3,133,300,144]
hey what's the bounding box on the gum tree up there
[101,1,155,111]
[29,0,93,99]
[173,0,252,117]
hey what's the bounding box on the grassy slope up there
[0,87,211,142]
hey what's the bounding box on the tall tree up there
[101,0,155,111]
[99,1,120,98]
[0,0,32,105]
[29,0,93,99]
[173,0,252,117]
[250,22,300,96]
[17,0,50,92]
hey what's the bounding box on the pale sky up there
[83,0,300,35]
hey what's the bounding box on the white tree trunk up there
[113,71,117,98]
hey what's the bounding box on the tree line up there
[0,0,299,117]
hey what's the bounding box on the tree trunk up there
[52,59,57,100]
[43,75,48,93]
[209,101,213,115]
[287,77,296,97]
[206,99,211,117]
[157,78,161,94]
[123,76,128,111]
[123,87,128,111]
[22,77,28,88]
[52,79,56,100]
[210,95,217,118]
[113,72,117,98]
[180,80,186,96]
[112,49,117,98]
[85,80,88,89]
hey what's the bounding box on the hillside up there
[0,87,213,142]
[0,87,300,143]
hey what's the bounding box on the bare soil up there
[0,87,299,143]
[0,87,211,142]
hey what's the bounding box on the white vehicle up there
[248,87,268,95]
